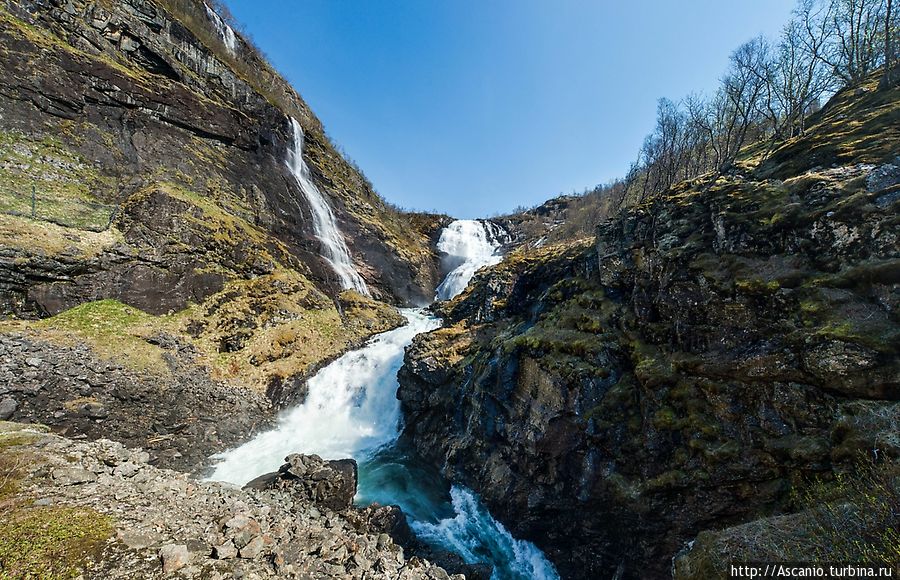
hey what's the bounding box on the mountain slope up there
[398,77,900,578]
[0,0,441,312]
[0,0,444,467]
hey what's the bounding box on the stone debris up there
[5,423,460,579]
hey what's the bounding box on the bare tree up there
[711,39,769,168]
[614,0,893,213]
[767,2,839,137]
[825,0,887,85]
[881,0,898,87]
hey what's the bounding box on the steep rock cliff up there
[398,79,900,578]
[0,0,442,315]
[0,0,451,439]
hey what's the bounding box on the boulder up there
[244,453,358,512]
[0,397,17,420]
[159,544,190,573]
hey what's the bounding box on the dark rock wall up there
[398,83,900,578]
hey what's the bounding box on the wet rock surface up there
[1,421,459,579]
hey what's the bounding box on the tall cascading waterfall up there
[435,219,509,301]
[204,3,238,54]
[208,219,557,580]
[286,118,370,296]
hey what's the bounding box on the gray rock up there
[264,453,358,512]
[0,397,17,420]
[51,467,98,485]
[117,529,158,550]
[866,158,900,192]
[81,401,108,419]
[129,450,151,464]
[232,528,256,550]
[238,535,266,559]
[224,513,252,530]
[213,540,238,560]
[159,544,190,573]
[113,462,141,478]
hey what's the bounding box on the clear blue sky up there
[223,0,795,218]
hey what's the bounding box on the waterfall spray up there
[204,3,238,54]
[435,219,508,301]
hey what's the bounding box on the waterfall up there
[208,309,438,482]
[208,221,558,579]
[412,486,560,580]
[204,3,238,54]
[286,118,370,296]
[435,219,508,301]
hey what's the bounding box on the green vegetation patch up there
[0,213,123,259]
[759,78,900,179]
[0,506,114,580]
[34,299,176,375]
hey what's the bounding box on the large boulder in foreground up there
[245,453,358,512]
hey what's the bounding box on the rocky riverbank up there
[0,420,460,579]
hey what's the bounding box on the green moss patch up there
[0,506,113,579]
[33,299,174,375]
[0,213,123,259]
[758,78,900,179]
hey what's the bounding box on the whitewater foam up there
[208,309,435,482]
[435,219,507,300]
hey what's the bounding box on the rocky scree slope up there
[398,78,900,579]
[0,421,459,579]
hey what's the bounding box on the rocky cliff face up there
[0,0,441,315]
[0,0,447,441]
[398,79,900,578]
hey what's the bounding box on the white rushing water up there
[413,486,560,580]
[204,3,238,54]
[435,219,508,301]
[286,118,370,296]
[209,309,438,481]
[209,220,557,579]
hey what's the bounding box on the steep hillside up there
[398,78,900,578]
[0,0,453,459]
[0,0,442,312]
